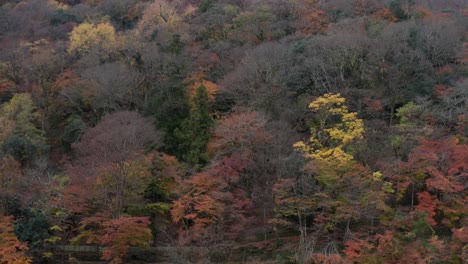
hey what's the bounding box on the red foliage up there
[451,227,468,244]
[414,191,438,226]
[450,227,468,262]
[391,137,466,231]
[399,242,425,264]
[373,136,466,262]
[343,239,374,260]
[425,167,463,193]
[371,8,397,22]
[433,84,453,98]
[62,172,97,214]
[426,236,449,263]
[375,231,394,254]
[208,108,270,155]
[101,217,152,264]
[361,97,384,113]
[293,0,329,36]
[52,68,82,94]
[409,138,466,194]
[0,80,14,94]
[171,153,252,244]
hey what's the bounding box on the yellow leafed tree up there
[68,22,116,55]
[293,93,364,164]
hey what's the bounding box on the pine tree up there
[150,78,190,154]
[174,84,214,164]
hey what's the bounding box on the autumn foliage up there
[0,0,465,262]
[100,217,152,264]
[171,153,252,245]
[0,216,31,264]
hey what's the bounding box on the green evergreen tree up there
[174,85,214,164]
[389,0,411,20]
[149,78,190,154]
[0,94,48,163]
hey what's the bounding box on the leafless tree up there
[70,111,163,218]
[82,63,140,113]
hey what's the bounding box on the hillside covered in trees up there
[0,0,467,263]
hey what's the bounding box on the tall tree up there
[171,153,252,245]
[273,93,390,262]
[149,77,190,154]
[174,84,214,164]
[293,93,364,164]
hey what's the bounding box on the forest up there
[0,0,467,263]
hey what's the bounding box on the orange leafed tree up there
[380,136,467,262]
[189,79,218,101]
[414,191,438,226]
[100,217,152,264]
[292,0,329,35]
[0,215,32,264]
[171,153,252,245]
[407,137,466,224]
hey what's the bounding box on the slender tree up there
[174,84,214,164]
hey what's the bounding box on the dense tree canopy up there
[0,0,466,263]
